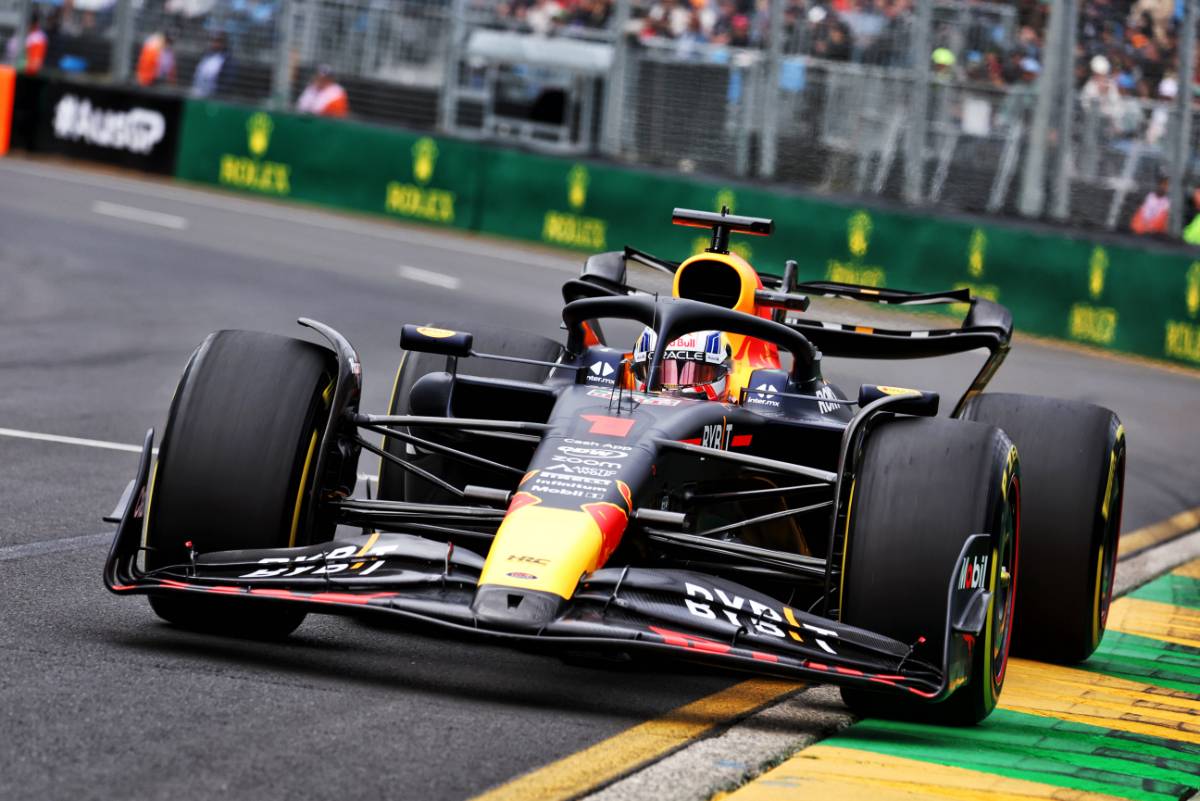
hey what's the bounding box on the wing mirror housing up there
[858,384,939,416]
[400,324,474,357]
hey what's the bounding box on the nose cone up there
[471,494,630,629]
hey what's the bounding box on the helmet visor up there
[660,359,726,389]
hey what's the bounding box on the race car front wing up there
[104,430,991,703]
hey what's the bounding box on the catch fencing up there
[3,0,1200,239]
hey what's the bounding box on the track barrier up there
[8,84,1200,370]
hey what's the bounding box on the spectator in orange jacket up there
[1131,175,1170,235]
[296,65,350,118]
[23,13,47,75]
[136,32,176,87]
[296,65,349,118]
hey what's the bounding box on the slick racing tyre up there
[145,330,338,638]
[378,323,565,504]
[840,417,1019,725]
[960,393,1125,663]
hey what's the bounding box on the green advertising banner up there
[175,100,484,230]
[173,98,1200,370]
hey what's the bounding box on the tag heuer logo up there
[413,137,438,185]
[247,113,273,157]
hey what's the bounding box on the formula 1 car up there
[104,208,1125,724]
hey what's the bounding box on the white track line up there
[398,265,462,290]
[0,427,150,454]
[91,201,189,230]
[0,159,576,272]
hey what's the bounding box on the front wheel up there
[839,417,1019,725]
[145,330,339,638]
[960,393,1125,662]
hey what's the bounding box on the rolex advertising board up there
[171,97,1199,370]
[175,101,481,229]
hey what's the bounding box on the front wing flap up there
[106,433,985,702]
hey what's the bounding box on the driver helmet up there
[633,328,732,400]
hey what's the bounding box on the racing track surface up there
[1,158,1198,801]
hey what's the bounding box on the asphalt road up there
[0,158,1197,801]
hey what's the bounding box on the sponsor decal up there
[507,555,549,566]
[815,385,840,414]
[542,164,607,249]
[384,137,457,224]
[876,385,919,396]
[219,113,292,196]
[1164,319,1200,363]
[1068,303,1118,346]
[528,472,609,499]
[1164,267,1200,363]
[697,422,746,450]
[581,413,637,437]
[746,382,781,409]
[967,228,986,279]
[558,446,627,459]
[958,553,990,590]
[585,388,683,406]
[584,358,619,387]
[240,544,391,579]
[681,583,840,654]
[827,210,886,287]
[52,93,165,154]
[563,438,632,451]
[506,572,538,580]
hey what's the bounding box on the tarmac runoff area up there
[1,156,1199,801]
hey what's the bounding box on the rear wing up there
[784,279,1012,416]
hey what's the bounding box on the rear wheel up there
[145,330,338,638]
[960,393,1125,662]
[378,323,564,503]
[839,417,1019,725]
